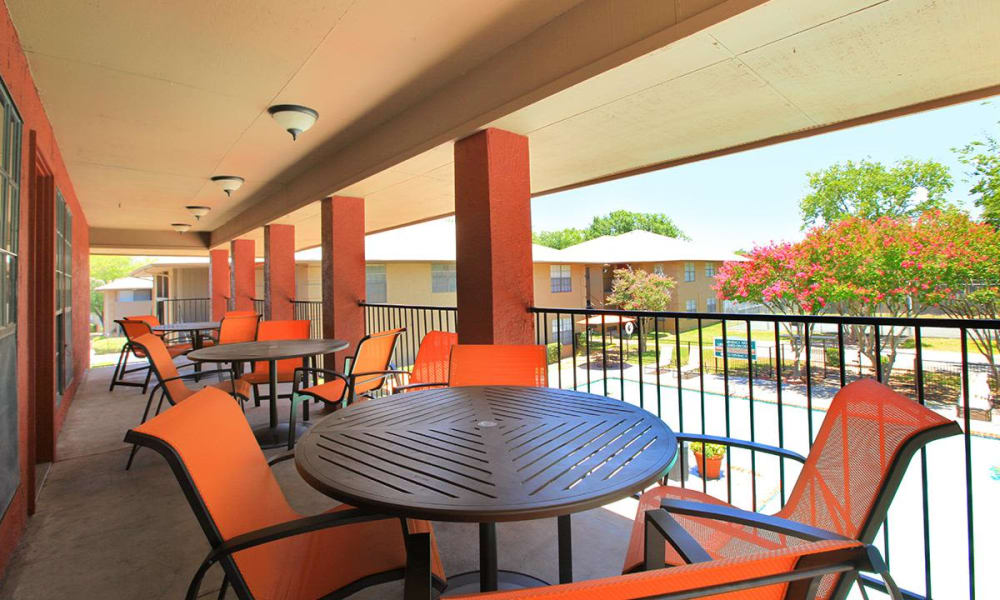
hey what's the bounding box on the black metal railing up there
[156,297,210,325]
[531,306,995,600]
[292,300,324,340]
[360,302,457,371]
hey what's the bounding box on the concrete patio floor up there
[0,364,639,599]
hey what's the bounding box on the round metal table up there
[188,339,349,448]
[153,321,220,379]
[295,385,677,594]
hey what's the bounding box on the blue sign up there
[714,337,756,360]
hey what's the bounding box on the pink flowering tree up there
[713,242,824,378]
[605,267,675,353]
[717,211,997,382]
[925,211,1000,389]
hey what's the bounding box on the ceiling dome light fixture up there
[210,175,245,196]
[186,205,211,220]
[267,104,318,140]
[171,223,192,233]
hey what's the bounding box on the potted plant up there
[691,442,727,480]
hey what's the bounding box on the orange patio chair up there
[239,320,311,406]
[447,344,548,387]
[125,333,250,469]
[201,312,261,347]
[443,539,900,600]
[109,318,193,393]
[394,330,458,392]
[124,387,446,600]
[622,378,959,600]
[288,328,404,449]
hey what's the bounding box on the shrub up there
[690,442,727,459]
[546,342,560,365]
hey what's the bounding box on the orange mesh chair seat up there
[238,320,311,406]
[446,539,900,600]
[289,329,404,449]
[200,312,261,347]
[622,378,960,600]
[124,387,446,600]
[447,344,548,387]
[394,331,458,392]
[109,318,193,393]
[125,333,250,469]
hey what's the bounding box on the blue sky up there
[531,96,1000,253]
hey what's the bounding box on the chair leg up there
[217,575,229,600]
[287,396,298,451]
[302,395,310,422]
[109,346,128,391]
[141,365,153,395]
[126,388,161,471]
[253,384,261,407]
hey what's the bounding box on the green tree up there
[90,255,146,324]
[532,228,586,249]
[587,210,688,240]
[605,267,675,353]
[533,210,687,249]
[799,158,953,228]
[955,126,1000,228]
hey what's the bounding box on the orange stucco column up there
[209,249,229,321]
[230,238,255,313]
[454,128,534,344]
[264,224,295,320]
[321,196,365,369]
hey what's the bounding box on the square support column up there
[230,239,255,313]
[264,224,295,320]
[321,196,365,370]
[209,249,229,321]
[454,128,534,344]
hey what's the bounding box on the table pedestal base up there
[442,571,549,596]
[253,422,311,449]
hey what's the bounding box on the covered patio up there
[1,0,998,599]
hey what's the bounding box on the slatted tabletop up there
[151,321,219,333]
[295,386,677,522]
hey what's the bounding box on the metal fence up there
[531,306,997,600]
[292,300,324,339]
[360,302,457,370]
[155,297,210,325]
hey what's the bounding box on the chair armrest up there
[644,508,711,569]
[394,381,448,392]
[676,433,807,464]
[185,508,393,600]
[293,366,347,383]
[150,368,236,402]
[659,498,850,542]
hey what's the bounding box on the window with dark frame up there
[550,264,571,293]
[56,189,72,395]
[0,77,21,518]
[684,262,695,282]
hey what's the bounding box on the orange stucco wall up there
[0,0,91,576]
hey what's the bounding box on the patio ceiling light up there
[210,175,244,196]
[267,104,318,140]
[186,206,211,220]
[171,223,192,233]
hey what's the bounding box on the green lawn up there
[91,336,126,355]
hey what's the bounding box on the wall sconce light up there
[211,175,245,196]
[171,223,192,233]
[186,206,211,220]
[267,104,318,140]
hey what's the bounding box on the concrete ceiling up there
[9,0,1000,255]
[250,0,1000,254]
